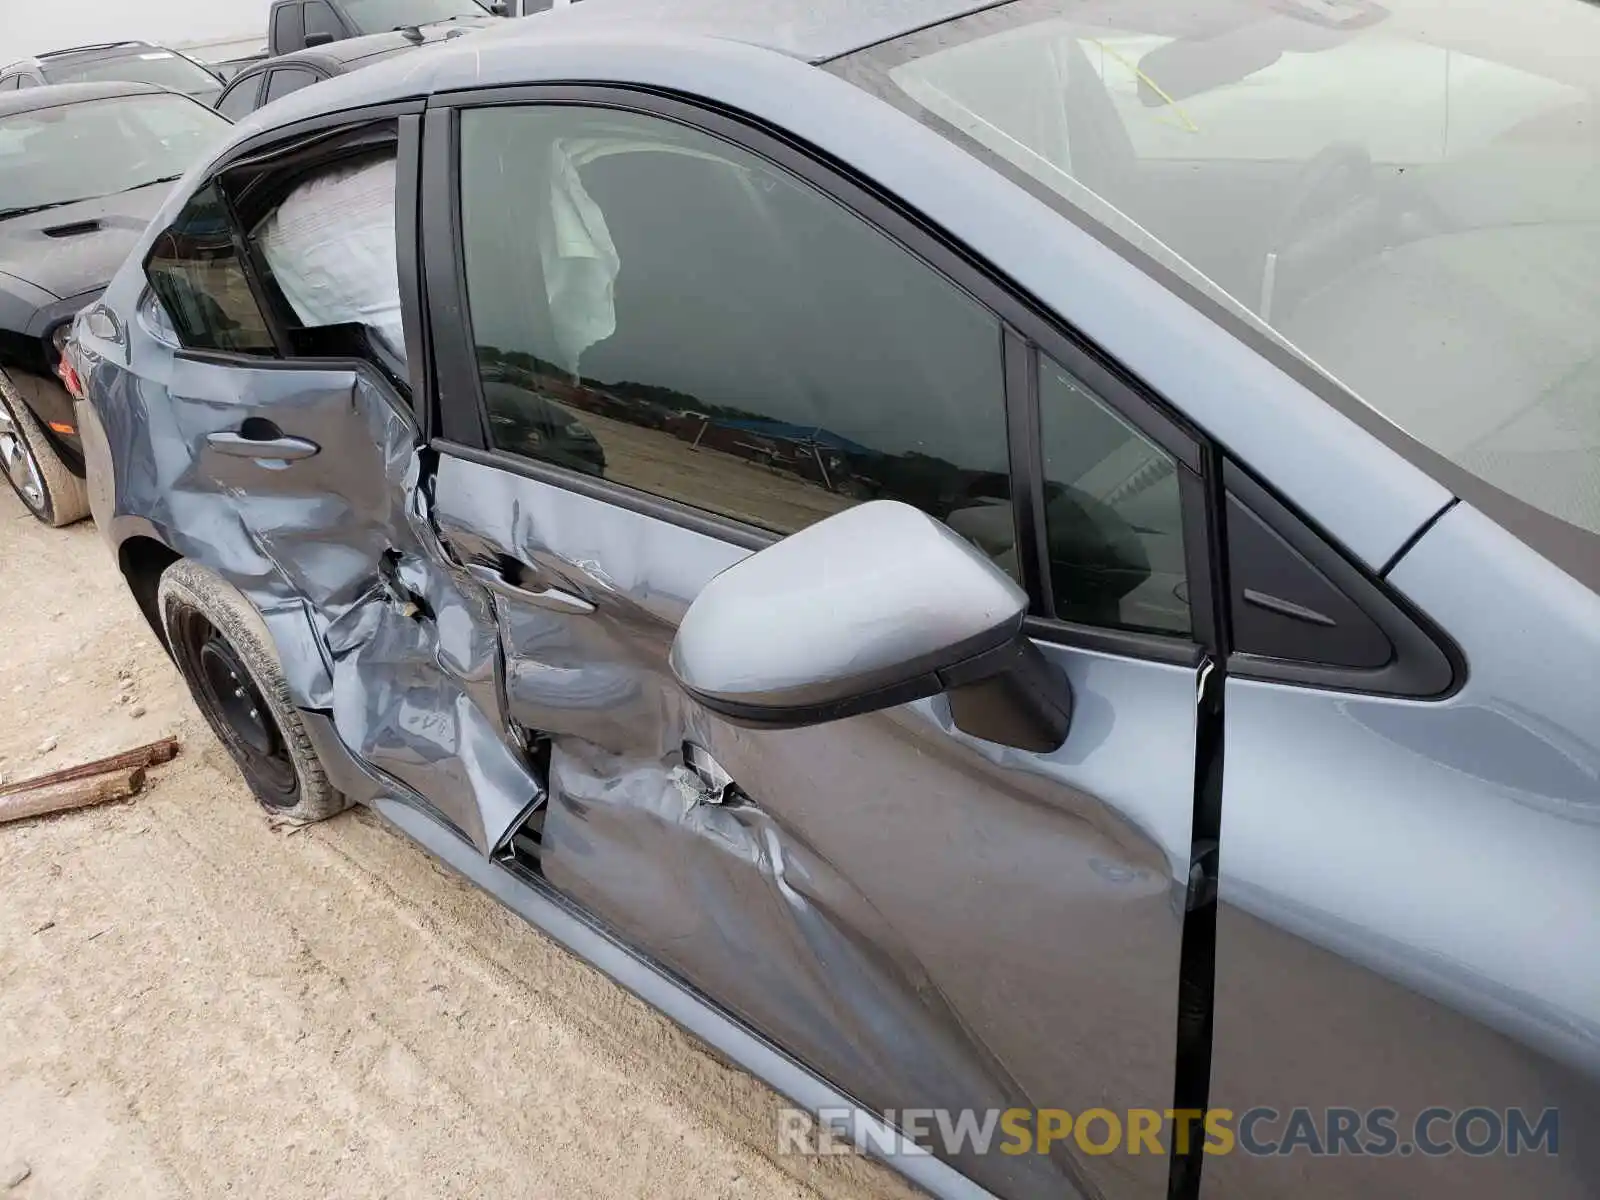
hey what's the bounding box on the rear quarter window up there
[145,184,277,356]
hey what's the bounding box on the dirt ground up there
[0,487,917,1200]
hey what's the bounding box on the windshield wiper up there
[119,174,184,193]
[0,175,184,222]
[0,201,71,221]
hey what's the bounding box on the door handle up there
[206,430,320,461]
[467,562,596,615]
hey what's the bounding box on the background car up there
[0,81,231,525]
[69,3,1600,1199]
[266,0,502,56]
[0,41,224,105]
[216,29,454,119]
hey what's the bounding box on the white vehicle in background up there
[0,41,224,105]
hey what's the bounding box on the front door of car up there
[423,98,1216,1200]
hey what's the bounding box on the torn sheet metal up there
[106,350,537,853]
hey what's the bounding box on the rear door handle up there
[206,430,320,461]
[467,562,596,615]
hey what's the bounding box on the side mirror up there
[487,0,510,13]
[669,501,1072,752]
[304,31,337,47]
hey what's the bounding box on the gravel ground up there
[0,487,916,1200]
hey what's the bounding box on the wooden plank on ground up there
[0,737,178,799]
[0,768,147,826]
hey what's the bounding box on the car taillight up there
[51,325,85,401]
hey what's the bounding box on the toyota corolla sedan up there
[68,2,1600,1198]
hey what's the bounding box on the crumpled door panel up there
[540,736,1080,1200]
[142,359,539,852]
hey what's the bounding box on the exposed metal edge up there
[373,795,1007,1200]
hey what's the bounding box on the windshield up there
[344,0,487,33]
[47,50,220,95]
[0,93,229,216]
[834,0,1600,538]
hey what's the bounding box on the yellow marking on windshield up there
[1090,39,1200,133]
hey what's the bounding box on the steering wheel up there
[1262,142,1452,322]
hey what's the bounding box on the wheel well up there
[119,537,183,650]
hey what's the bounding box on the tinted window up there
[458,105,1014,564]
[304,1,343,40]
[0,94,229,215]
[273,3,305,48]
[145,184,276,355]
[265,67,319,103]
[1038,353,1189,635]
[216,75,262,120]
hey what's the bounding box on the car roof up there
[510,0,1000,62]
[0,80,168,118]
[5,41,167,71]
[40,40,161,60]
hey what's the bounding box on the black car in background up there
[0,42,224,105]
[216,30,452,119]
[0,82,232,525]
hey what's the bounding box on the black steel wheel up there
[158,559,348,823]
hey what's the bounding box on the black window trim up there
[1223,458,1462,699]
[420,83,1216,667]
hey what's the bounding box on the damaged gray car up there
[68,1,1600,1199]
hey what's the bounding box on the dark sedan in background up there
[0,82,230,524]
[216,29,454,120]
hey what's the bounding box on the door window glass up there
[265,67,319,104]
[273,4,305,50]
[304,1,343,40]
[1038,352,1189,634]
[457,105,1014,566]
[145,183,276,355]
[217,75,262,120]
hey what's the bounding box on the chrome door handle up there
[467,562,596,615]
[206,431,320,461]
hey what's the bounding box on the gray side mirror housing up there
[669,501,1072,752]
[304,31,337,47]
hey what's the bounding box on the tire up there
[158,559,349,823]
[0,368,89,527]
